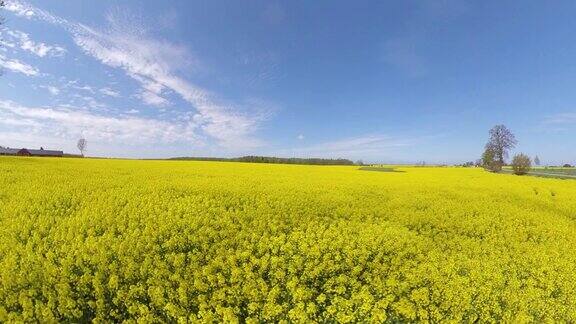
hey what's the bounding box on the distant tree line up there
[460,161,481,167]
[170,156,356,166]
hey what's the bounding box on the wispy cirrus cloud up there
[68,82,95,93]
[68,15,271,148]
[138,90,170,107]
[0,100,199,144]
[5,0,68,25]
[0,54,39,75]
[239,51,283,89]
[70,14,271,149]
[3,29,66,57]
[290,134,415,157]
[543,113,576,125]
[539,112,576,133]
[130,74,170,107]
[99,87,120,98]
[69,94,107,110]
[39,85,60,95]
[5,0,273,150]
[4,1,35,17]
[277,133,443,161]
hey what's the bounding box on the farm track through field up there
[501,169,576,179]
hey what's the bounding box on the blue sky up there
[1,1,576,164]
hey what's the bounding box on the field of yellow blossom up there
[1,156,576,322]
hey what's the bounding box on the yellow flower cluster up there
[1,157,576,322]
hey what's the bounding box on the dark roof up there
[0,147,19,154]
[0,147,63,156]
[28,149,63,156]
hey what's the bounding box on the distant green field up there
[502,167,576,179]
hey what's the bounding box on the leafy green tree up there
[512,153,531,175]
[482,146,502,172]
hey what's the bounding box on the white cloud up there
[5,0,69,25]
[99,87,120,97]
[0,55,39,75]
[0,40,16,48]
[5,29,66,57]
[74,85,95,93]
[283,134,419,159]
[0,116,41,127]
[4,0,273,150]
[39,85,60,95]
[539,113,576,133]
[543,113,576,125]
[4,1,35,17]
[297,134,305,140]
[139,90,169,107]
[0,100,199,144]
[240,51,282,89]
[68,8,270,149]
[70,94,106,110]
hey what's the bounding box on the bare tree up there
[77,138,87,157]
[534,155,540,166]
[485,125,517,165]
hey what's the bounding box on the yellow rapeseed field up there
[2,156,576,322]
